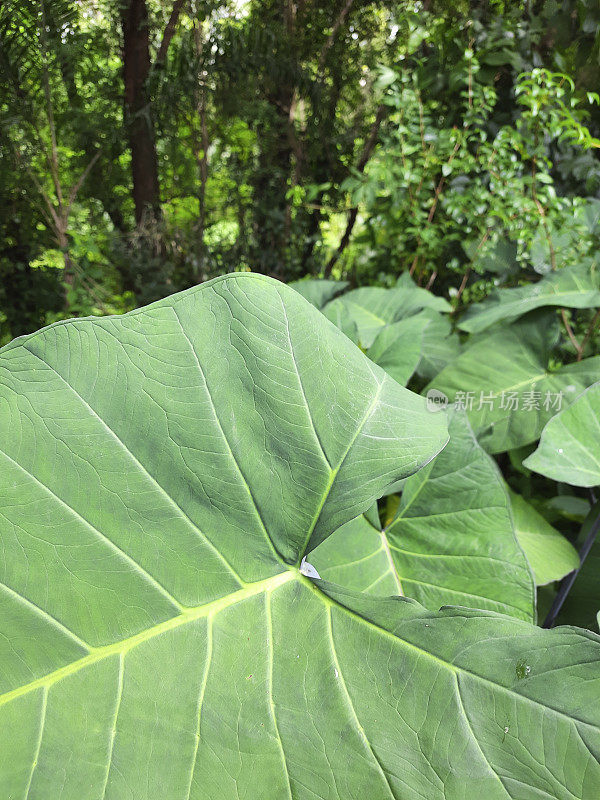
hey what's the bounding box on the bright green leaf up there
[429,312,600,453]
[1,275,599,799]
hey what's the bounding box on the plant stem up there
[542,501,600,628]
[561,308,583,359]
[456,267,471,303]
[579,307,600,358]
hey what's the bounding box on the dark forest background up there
[2,0,600,344]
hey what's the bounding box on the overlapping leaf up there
[429,311,600,453]
[459,263,600,334]
[524,382,600,487]
[323,285,450,348]
[311,409,535,620]
[508,489,579,585]
[288,278,349,309]
[1,274,600,799]
[366,312,431,385]
[415,308,462,381]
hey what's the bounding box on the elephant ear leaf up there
[524,382,600,487]
[323,285,450,348]
[1,274,599,800]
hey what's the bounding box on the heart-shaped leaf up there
[1,275,599,799]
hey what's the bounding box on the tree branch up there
[580,307,600,358]
[324,103,387,276]
[318,0,354,72]
[66,150,102,217]
[154,0,186,67]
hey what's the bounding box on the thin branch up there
[561,308,583,359]
[426,270,437,290]
[456,268,471,304]
[324,104,387,276]
[38,0,63,208]
[531,153,556,272]
[467,37,474,109]
[66,150,101,216]
[19,154,61,230]
[154,0,186,67]
[409,134,461,276]
[318,0,354,72]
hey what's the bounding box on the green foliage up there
[458,261,600,333]
[343,58,600,290]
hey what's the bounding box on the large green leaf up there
[524,382,600,487]
[311,410,535,620]
[459,263,600,334]
[1,274,600,799]
[288,278,349,309]
[323,285,450,348]
[508,489,580,585]
[428,311,600,453]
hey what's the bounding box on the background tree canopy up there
[1,0,600,342]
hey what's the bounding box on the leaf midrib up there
[0,570,294,709]
[2,570,598,739]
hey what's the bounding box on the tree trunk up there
[120,0,161,226]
